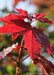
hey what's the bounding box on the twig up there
[8,54,17,62]
[16,40,24,75]
[21,55,30,62]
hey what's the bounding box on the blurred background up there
[0,0,54,75]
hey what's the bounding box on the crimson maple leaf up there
[0,8,53,59]
[34,12,53,24]
[33,54,54,75]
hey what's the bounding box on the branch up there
[8,54,17,62]
[16,40,24,75]
[0,43,18,60]
[21,55,30,62]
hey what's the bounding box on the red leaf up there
[0,13,19,24]
[39,27,43,31]
[33,28,52,55]
[38,18,53,24]
[15,7,28,19]
[23,30,41,59]
[34,12,53,24]
[0,8,53,59]
[0,24,26,34]
[12,33,19,40]
[33,54,54,75]
[35,13,48,19]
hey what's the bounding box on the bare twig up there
[8,54,17,62]
[21,55,30,62]
[16,40,24,75]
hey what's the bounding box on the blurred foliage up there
[49,32,54,44]
[0,65,15,75]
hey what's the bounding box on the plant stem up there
[21,55,30,62]
[16,40,24,75]
[8,54,17,62]
[16,63,20,75]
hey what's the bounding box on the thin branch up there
[8,54,17,62]
[21,55,30,62]
[0,43,18,59]
[16,40,24,75]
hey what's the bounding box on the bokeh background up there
[0,0,54,75]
